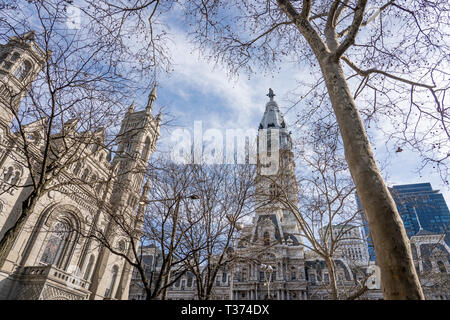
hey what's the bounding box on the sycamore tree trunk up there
[276,0,424,299]
[319,58,423,299]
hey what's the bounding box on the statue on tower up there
[267,88,275,101]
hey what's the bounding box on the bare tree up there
[179,0,450,299]
[177,163,255,300]
[257,119,369,299]
[0,0,170,265]
[141,158,203,300]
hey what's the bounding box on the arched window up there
[96,182,103,194]
[40,221,71,267]
[2,165,22,187]
[81,168,90,181]
[83,254,95,281]
[105,265,119,298]
[117,239,126,253]
[0,51,8,65]
[437,261,446,273]
[141,137,151,160]
[14,60,32,81]
[3,166,14,182]
[242,268,248,281]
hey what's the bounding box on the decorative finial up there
[267,88,275,101]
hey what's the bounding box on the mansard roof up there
[259,89,287,130]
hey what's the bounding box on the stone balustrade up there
[22,264,90,290]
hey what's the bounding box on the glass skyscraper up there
[357,183,450,261]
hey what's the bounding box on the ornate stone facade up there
[0,33,160,300]
[129,90,382,300]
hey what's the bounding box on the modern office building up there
[357,183,450,261]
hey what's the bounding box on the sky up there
[134,22,450,206]
[5,0,449,206]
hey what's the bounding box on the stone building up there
[0,33,160,300]
[410,225,450,300]
[319,224,370,267]
[225,90,378,300]
[129,90,381,300]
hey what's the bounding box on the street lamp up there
[261,263,273,300]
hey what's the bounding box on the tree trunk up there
[0,190,39,267]
[275,0,423,299]
[319,57,424,299]
[324,256,339,300]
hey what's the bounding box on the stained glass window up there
[40,221,69,266]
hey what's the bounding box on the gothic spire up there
[259,87,285,129]
[146,84,157,112]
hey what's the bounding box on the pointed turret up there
[258,88,292,150]
[0,31,48,126]
[136,178,151,228]
[127,101,135,114]
[146,85,157,113]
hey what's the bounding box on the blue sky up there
[6,1,449,205]
[136,20,450,206]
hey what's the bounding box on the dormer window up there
[11,52,20,62]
